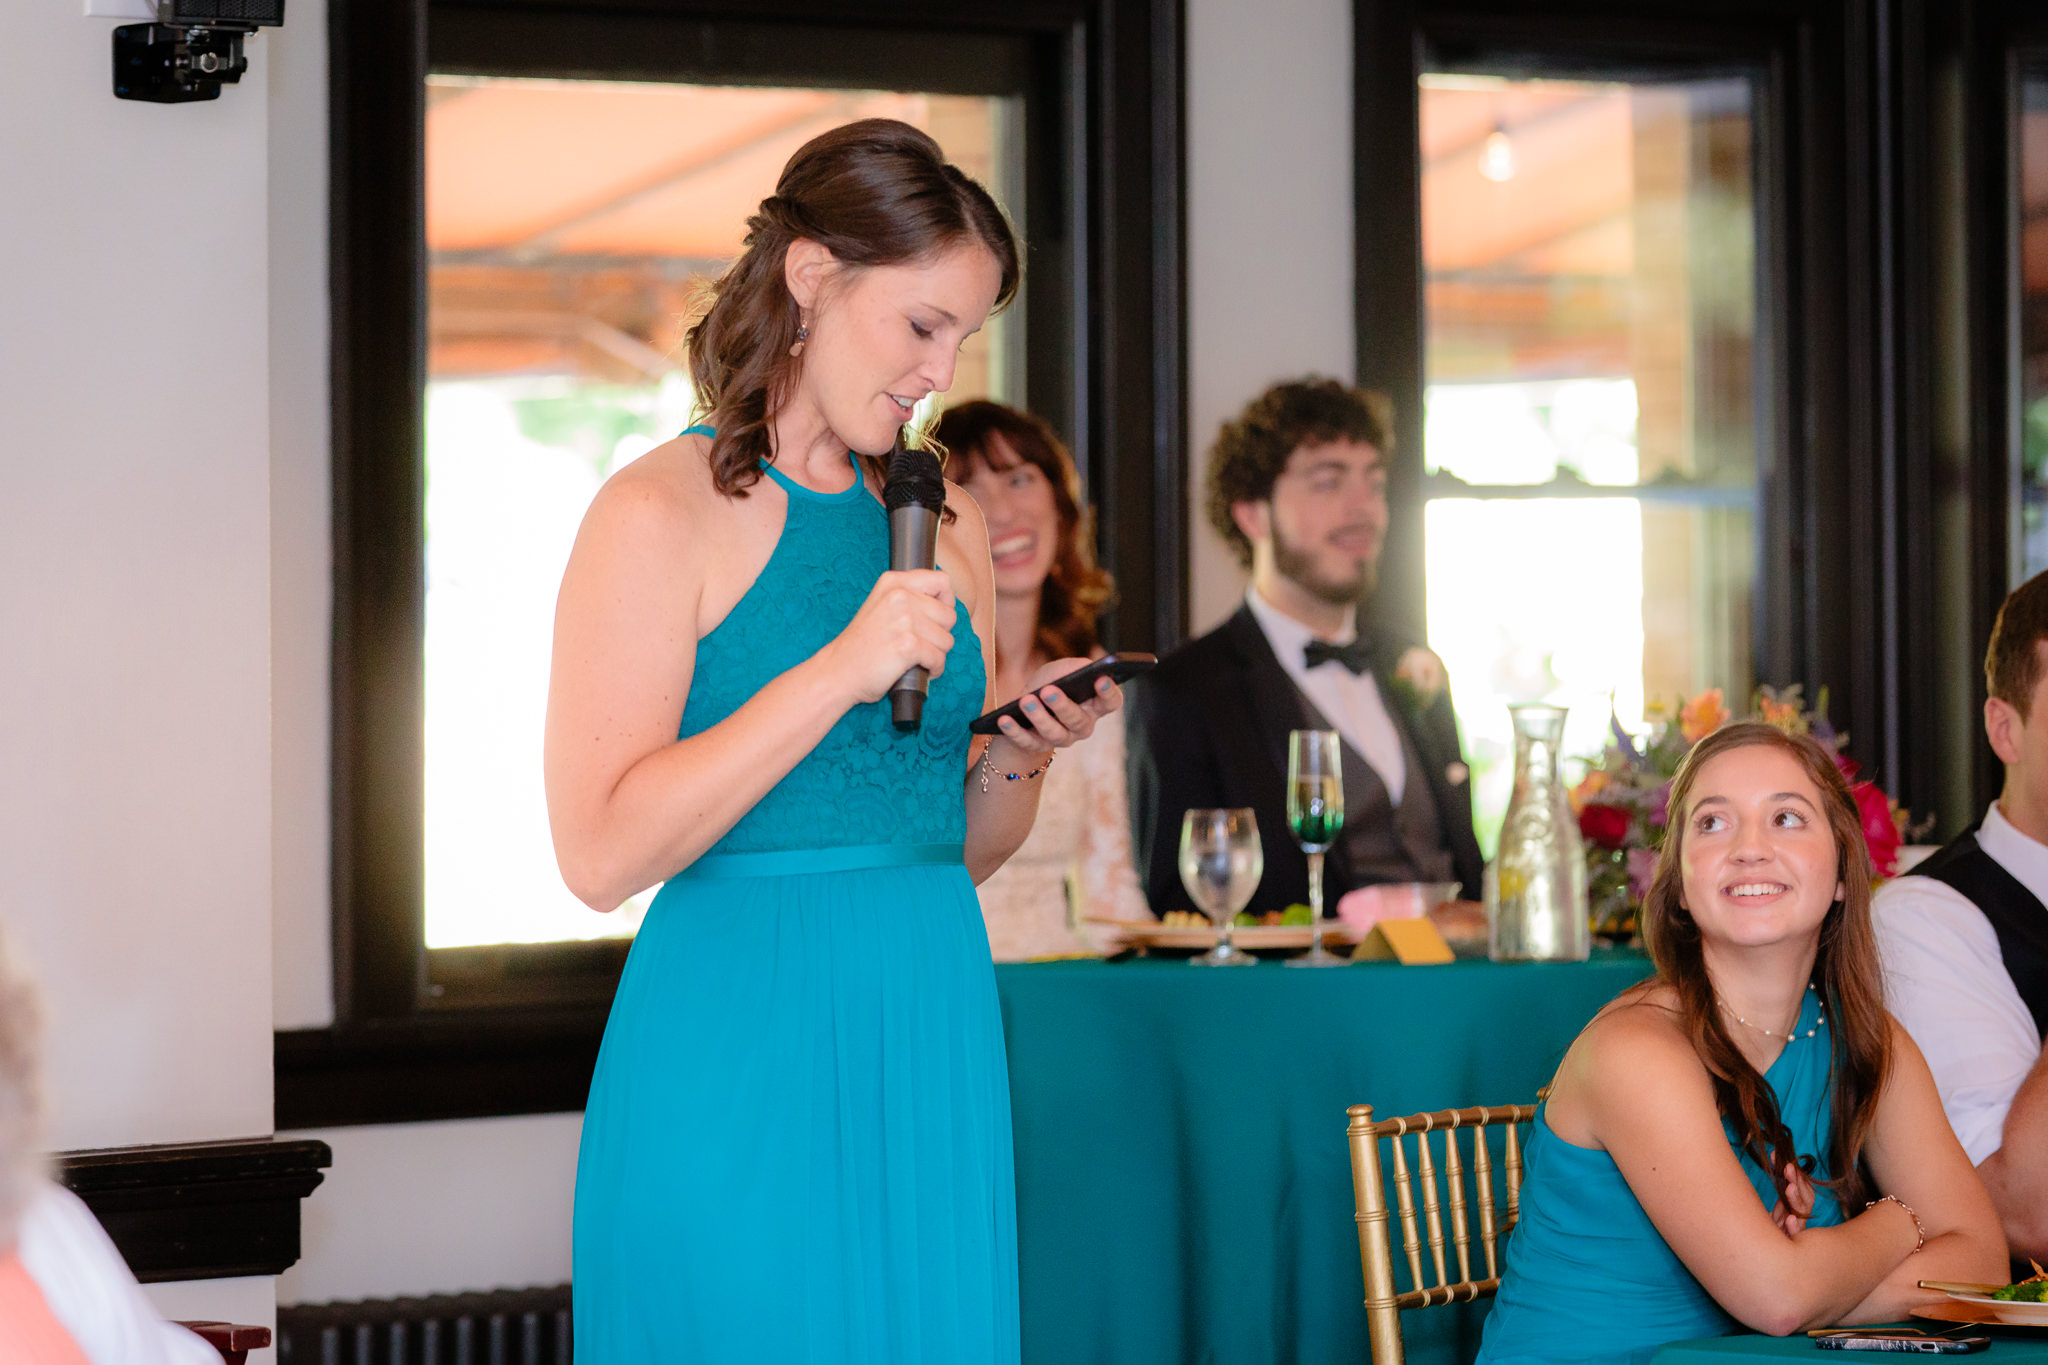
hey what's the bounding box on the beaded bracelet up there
[979,747,1054,794]
[1869,1193,1925,1253]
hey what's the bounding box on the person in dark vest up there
[1126,378,1481,919]
[1873,570,2048,1262]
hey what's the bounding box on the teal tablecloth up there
[994,948,1655,1365]
[1656,1328,2048,1365]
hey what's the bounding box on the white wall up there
[258,0,1360,1308]
[278,1114,582,1304]
[0,0,283,1345]
[1184,0,1356,635]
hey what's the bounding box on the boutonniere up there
[1390,646,1448,708]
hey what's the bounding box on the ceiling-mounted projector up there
[113,0,285,104]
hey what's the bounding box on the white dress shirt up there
[15,1180,216,1365]
[1872,801,2047,1164]
[1243,587,1407,804]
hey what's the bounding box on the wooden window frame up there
[280,0,1186,1128]
[1354,0,2041,836]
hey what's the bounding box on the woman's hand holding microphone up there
[823,569,958,705]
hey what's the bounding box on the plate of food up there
[1095,908,1367,953]
[1915,1267,2048,1327]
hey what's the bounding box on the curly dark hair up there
[1987,569,2048,718]
[1204,378,1394,570]
[685,119,1021,496]
[937,401,1114,664]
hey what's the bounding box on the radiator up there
[276,1287,571,1365]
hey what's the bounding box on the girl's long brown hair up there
[1640,721,1891,1212]
[936,401,1114,664]
[685,119,1020,495]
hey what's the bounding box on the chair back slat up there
[1443,1125,1472,1285]
[1472,1113,1500,1280]
[1388,1126,1425,1289]
[1505,1121,1525,1227]
[1414,1128,1448,1288]
[1347,1101,1538,1365]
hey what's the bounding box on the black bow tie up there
[1303,638,1373,675]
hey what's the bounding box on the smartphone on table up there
[1809,1329,1989,1353]
[967,653,1156,736]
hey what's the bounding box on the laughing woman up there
[1476,722,2005,1365]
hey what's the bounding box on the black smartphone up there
[1811,1331,1989,1353]
[967,653,1156,735]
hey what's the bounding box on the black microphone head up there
[884,439,946,513]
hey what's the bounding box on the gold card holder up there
[1352,918,1456,965]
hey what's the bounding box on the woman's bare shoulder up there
[1566,984,1699,1089]
[583,431,720,539]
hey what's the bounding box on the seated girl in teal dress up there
[1477,722,2006,1365]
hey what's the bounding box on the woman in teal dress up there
[1476,722,2004,1365]
[545,120,1119,1362]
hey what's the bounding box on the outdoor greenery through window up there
[424,77,1022,949]
[1418,73,1760,853]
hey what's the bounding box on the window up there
[289,0,1183,1124]
[2021,64,2048,582]
[1416,73,1759,849]
[421,80,1025,952]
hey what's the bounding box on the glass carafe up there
[1485,703,1590,962]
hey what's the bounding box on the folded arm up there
[1575,1007,1927,1335]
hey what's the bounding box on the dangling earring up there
[789,323,810,359]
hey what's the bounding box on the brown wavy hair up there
[685,118,1021,495]
[937,401,1114,664]
[1639,721,1891,1214]
[1205,377,1395,570]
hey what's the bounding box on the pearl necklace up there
[1716,982,1823,1041]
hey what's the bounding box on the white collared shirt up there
[1872,801,2046,1164]
[1243,586,1407,804]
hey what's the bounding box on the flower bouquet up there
[1569,686,1919,943]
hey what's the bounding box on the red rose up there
[1851,780,1901,877]
[1578,803,1632,851]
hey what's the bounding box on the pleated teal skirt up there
[572,847,1021,1363]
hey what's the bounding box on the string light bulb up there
[1480,123,1516,182]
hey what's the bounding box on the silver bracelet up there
[1869,1193,1924,1253]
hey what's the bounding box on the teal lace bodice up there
[676,429,985,854]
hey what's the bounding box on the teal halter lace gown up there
[572,431,1016,1363]
[1475,988,1843,1365]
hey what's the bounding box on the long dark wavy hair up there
[685,118,1021,495]
[936,401,1114,665]
[1639,721,1891,1213]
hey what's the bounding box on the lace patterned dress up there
[572,432,1017,1363]
[974,706,1151,959]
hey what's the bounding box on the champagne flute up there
[1178,808,1264,967]
[1285,729,1347,967]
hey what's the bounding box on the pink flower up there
[1851,780,1902,878]
[1626,847,1660,902]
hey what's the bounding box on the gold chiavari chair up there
[1346,1101,1539,1365]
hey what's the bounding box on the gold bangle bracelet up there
[978,747,1054,794]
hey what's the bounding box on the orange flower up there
[1569,769,1609,816]
[1678,688,1730,744]
[1758,696,1802,732]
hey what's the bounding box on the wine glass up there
[1285,729,1347,968]
[1178,808,1264,967]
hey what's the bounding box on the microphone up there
[884,435,947,731]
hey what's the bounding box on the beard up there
[1271,521,1377,607]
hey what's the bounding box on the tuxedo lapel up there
[1221,607,1314,785]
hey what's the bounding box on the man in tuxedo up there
[1126,377,1481,919]
[1873,570,2048,1262]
